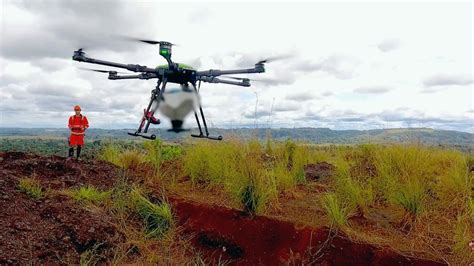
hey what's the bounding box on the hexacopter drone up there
[72,38,277,141]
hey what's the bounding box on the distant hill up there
[1,127,472,149]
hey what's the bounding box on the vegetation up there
[66,186,111,204]
[3,131,472,264]
[130,188,174,239]
[321,193,349,228]
[1,127,473,149]
[18,178,44,199]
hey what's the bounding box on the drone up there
[72,38,277,141]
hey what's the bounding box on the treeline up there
[0,138,143,159]
[1,127,473,152]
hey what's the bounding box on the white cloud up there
[377,38,401,52]
[354,86,392,94]
[0,1,472,133]
[422,73,474,87]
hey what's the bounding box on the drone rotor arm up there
[197,76,250,87]
[108,73,159,80]
[195,64,265,78]
[73,50,158,73]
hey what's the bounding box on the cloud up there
[422,74,473,87]
[243,109,272,119]
[285,92,314,102]
[294,55,360,79]
[0,1,153,61]
[294,108,473,132]
[321,91,333,97]
[377,38,401,52]
[0,2,472,133]
[187,8,213,24]
[354,86,392,94]
[273,101,301,112]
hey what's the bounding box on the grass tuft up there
[130,189,174,238]
[321,192,349,228]
[18,178,44,199]
[68,186,111,204]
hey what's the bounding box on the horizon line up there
[0,126,472,134]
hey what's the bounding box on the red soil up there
[0,151,118,190]
[169,197,445,265]
[0,153,122,264]
[304,162,336,181]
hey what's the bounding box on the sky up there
[0,0,473,132]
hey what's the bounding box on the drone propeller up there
[118,35,178,46]
[79,67,129,74]
[256,54,293,65]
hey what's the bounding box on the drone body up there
[72,39,270,140]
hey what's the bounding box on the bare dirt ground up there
[0,152,122,264]
[0,152,446,265]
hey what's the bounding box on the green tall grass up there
[374,145,434,217]
[100,144,122,166]
[143,139,182,174]
[130,189,174,238]
[321,193,349,228]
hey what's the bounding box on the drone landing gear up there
[191,133,223,141]
[129,79,166,140]
[191,81,223,141]
[127,132,156,140]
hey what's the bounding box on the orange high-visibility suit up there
[68,115,89,146]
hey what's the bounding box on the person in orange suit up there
[68,105,89,159]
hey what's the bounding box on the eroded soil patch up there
[169,197,445,265]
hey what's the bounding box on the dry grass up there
[18,177,44,199]
[100,140,473,264]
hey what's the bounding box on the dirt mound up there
[0,173,122,264]
[304,162,336,181]
[169,197,444,265]
[0,151,118,190]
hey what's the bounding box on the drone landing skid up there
[128,131,156,140]
[191,134,223,141]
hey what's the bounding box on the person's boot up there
[68,147,74,158]
[76,146,82,160]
